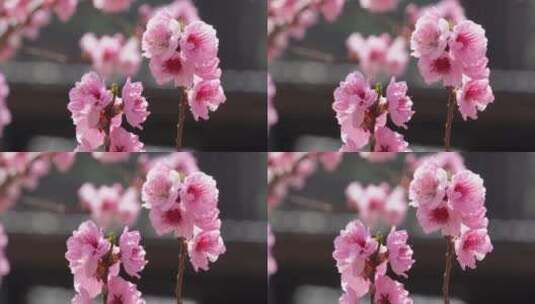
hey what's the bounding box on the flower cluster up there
[0,1,78,61]
[93,0,133,13]
[68,72,149,152]
[0,73,11,137]
[409,159,493,269]
[346,33,408,78]
[78,183,141,228]
[0,224,9,284]
[268,0,347,61]
[136,0,200,38]
[267,152,342,208]
[141,161,225,272]
[333,220,414,304]
[66,221,147,303]
[410,7,494,120]
[80,33,141,78]
[333,72,414,152]
[0,152,75,213]
[141,8,225,121]
[346,182,407,227]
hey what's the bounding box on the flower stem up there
[104,83,120,152]
[176,237,187,304]
[176,89,188,151]
[444,87,456,151]
[442,236,454,304]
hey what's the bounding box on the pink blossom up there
[384,186,408,226]
[333,220,378,274]
[52,152,76,172]
[188,229,226,272]
[65,221,111,298]
[0,72,12,137]
[359,0,399,13]
[319,0,345,22]
[448,170,485,217]
[119,227,147,278]
[141,163,181,210]
[386,228,414,277]
[147,152,199,176]
[72,289,91,304]
[386,37,409,77]
[181,21,219,63]
[141,10,181,59]
[54,0,78,22]
[268,225,277,276]
[93,0,133,13]
[409,161,448,208]
[374,127,408,152]
[333,71,378,128]
[122,78,150,129]
[317,152,343,171]
[149,52,195,87]
[456,78,494,121]
[417,52,463,87]
[0,224,9,280]
[68,72,112,129]
[454,228,493,270]
[415,199,461,236]
[338,286,360,304]
[450,21,487,64]
[188,78,226,121]
[374,275,413,304]
[148,203,194,239]
[410,11,450,59]
[386,78,414,129]
[268,74,278,129]
[118,38,142,77]
[181,172,218,216]
[109,127,144,152]
[106,276,144,304]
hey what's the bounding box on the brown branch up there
[442,236,454,304]
[176,237,188,304]
[288,195,333,212]
[176,89,188,151]
[444,87,456,151]
[22,46,69,63]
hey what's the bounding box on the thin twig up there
[22,46,69,63]
[442,236,454,304]
[444,87,456,151]
[176,237,187,304]
[288,195,333,212]
[21,196,66,213]
[176,89,188,151]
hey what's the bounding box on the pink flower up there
[386,228,414,277]
[148,203,194,239]
[374,275,413,304]
[119,227,147,278]
[0,73,11,137]
[0,224,9,279]
[448,170,485,217]
[417,52,463,87]
[180,21,219,63]
[181,172,218,216]
[386,37,409,77]
[373,127,408,152]
[106,276,144,304]
[54,0,78,22]
[320,0,345,22]
[141,11,181,59]
[122,78,150,129]
[409,161,448,208]
[415,199,461,236]
[149,52,195,87]
[359,0,399,13]
[268,225,277,276]
[141,163,181,210]
[109,127,144,152]
[148,152,199,175]
[410,11,450,59]
[384,186,408,226]
[268,74,278,129]
[65,221,111,298]
[346,183,387,226]
[188,229,226,272]
[333,71,378,128]
[454,228,493,270]
[118,38,142,77]
[188,78,226,121]
[333,220,378,274]
[93,0,133,13]
[456,78,494,121]
[450,20,487,64]
[386,78,414,129]
[68,72,113,127]
[52,152,76,172]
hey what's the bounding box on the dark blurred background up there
[0,152,267,304]
[269,153,535,304]
[269,0,535,151]
[0,0,267,151]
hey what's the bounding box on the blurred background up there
[0,152,267,304]
[0,0,267,151]
[269,152,535,304]
[269,0,535,151]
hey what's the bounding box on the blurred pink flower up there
[360,0,399,13]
